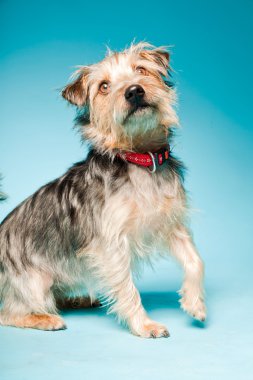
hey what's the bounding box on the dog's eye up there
[135,66,148,75]
[99,81,110,94]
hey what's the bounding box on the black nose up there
[125,85,145,105]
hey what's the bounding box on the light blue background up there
[0,1,253,379]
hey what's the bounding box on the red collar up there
[116,145,170,173]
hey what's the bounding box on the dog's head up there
[62,42,178,153]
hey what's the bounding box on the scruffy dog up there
[0,42,206,338]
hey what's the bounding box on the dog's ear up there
[62,66,90,106]
[139,48,170,73]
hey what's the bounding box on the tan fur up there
[3,314,66,331]
[63,42,178,154]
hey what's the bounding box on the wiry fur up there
[0,42,206,337]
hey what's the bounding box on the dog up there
[0,42,206,338]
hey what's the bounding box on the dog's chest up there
[122,166,184,228]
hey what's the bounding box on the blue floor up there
[1,264,252,380]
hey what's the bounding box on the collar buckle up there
[147,152,156,173]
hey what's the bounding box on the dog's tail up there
[0,175,7,202]
[0,193,7,202]
[0,175,7,304]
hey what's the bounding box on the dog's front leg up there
[166,224,206,321]
[89,243,169,338]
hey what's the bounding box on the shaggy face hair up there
[62,42,178,153]
[0,42,206,337]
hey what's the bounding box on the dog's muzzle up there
[124,84,150,120]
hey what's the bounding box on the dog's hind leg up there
[167,224,206,321]
[0,268,66,331]
[56,295,101,310]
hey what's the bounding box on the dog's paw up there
[1,313,67,331]
[132,320,170,339]
[19,314,67,331]
[180,295,206,322]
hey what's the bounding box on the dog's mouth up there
[125,102,154,122]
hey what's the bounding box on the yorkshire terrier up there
[0,42,206,338]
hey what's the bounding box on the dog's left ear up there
[140,48,170,73]
[62,66,90,107]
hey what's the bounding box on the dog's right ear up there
[62,66,90,107]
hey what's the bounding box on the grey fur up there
[0,150,184,313]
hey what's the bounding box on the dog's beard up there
[114,101,155,121]
[108,98,171,151]
[124,101,152,121]
[123,106,160,137]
